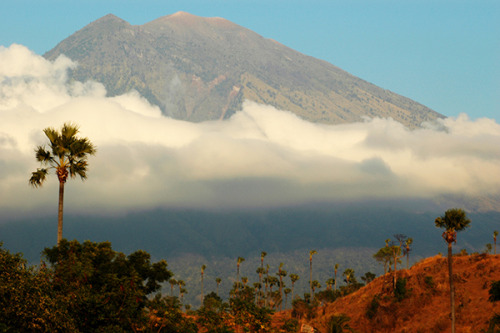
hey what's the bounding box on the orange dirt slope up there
[298,254,500,333]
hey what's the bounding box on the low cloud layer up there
[1,44,499,217]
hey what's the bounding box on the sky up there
[0,1,500,218]
[1,0,498,122]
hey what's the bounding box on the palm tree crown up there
[29,123,96,244]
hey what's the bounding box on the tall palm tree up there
[177,280,186,303]
[309,250,317,299]
[215,277,222,296]
[290,273,299,302]
[435,208,471,333]
[277,263,287,311]
[334,263,339,291]
[311,280,321,297]
[260,251,267,269]
[169,278,177,296]
[404,238,413,269]
[256,267,266,304]
[236,257,245,293]
[494,231,498,255]
[29,123,96,245]
[283,288,291,310]
[326,278,334,290]
[200,264,206,304]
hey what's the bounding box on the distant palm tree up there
[404,238,413,269]
[343,268,355,285]
[290,273,299,302]
[169,278,177,296]
[435,208,471,333]
[177,280,186,303]
[256,267,266,304]
[253,282,262,305]
[236,257,245,293]
[326,278,334,290]
[334,263,339,291]
[29,123,96,245]
[309,250,317,299]
[200,264,206,304]
[311,280,321,298]
[260,251,267,270]
[494,231,498,255]
[215,277,222,296]
[277,263,287,310]
[284,288,291,310]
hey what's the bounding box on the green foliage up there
[292,298,315,320]
[365,295,380,319]
[196,292,233,333]
[485,314,500,333]
[281,318,299,333]
[42,239,172,332]
[361,272,376,284]
[0,243,77,332]
[435,208,471,233]
[424,276,435,289]
[229,286,273,332]
[489,280,500,302]
[315,289,341,304]
[325,314,355,333]
[394,277,409,302]
[148,295,197,333]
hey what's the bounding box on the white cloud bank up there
[1,44,499,217]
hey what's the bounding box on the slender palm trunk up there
[309,260,313,299]
[448,242,455,333]
[57,180,65,245]
[201,274,204,305]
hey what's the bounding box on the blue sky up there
[1,0,498,122]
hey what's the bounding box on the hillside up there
[284,254,500,333]
[43,12,442,128]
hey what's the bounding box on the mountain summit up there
[44,12,442,127]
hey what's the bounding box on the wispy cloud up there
[1,44,499,217]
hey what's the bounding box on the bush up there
[281,318,299,333]
[394,277,408,301]
[424,276,435,289]
[366,295,380,319]
[325,314,354,333]
[489,280,500,302]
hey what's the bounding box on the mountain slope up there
[296,254,500,333]
[44,12,442,127]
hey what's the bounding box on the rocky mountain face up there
[44,12,442,127]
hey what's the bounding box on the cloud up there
[1,44,499,217]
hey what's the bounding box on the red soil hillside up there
[284,254,500,333]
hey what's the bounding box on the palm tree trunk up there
[57,180,65,245]
[309,260,313,300]
[448,242,455,333]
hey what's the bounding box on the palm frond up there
[29,169,48,187]
[69,160,89,180]
[34,146,54,164]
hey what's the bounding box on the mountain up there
[44,12,442,128]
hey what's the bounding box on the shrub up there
[394,277,408,301]
[424,276,435,289]
[489,280,500,302]
[365,295,380,319]
[281,318,299,333]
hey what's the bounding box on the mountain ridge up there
[44,12,443,127]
